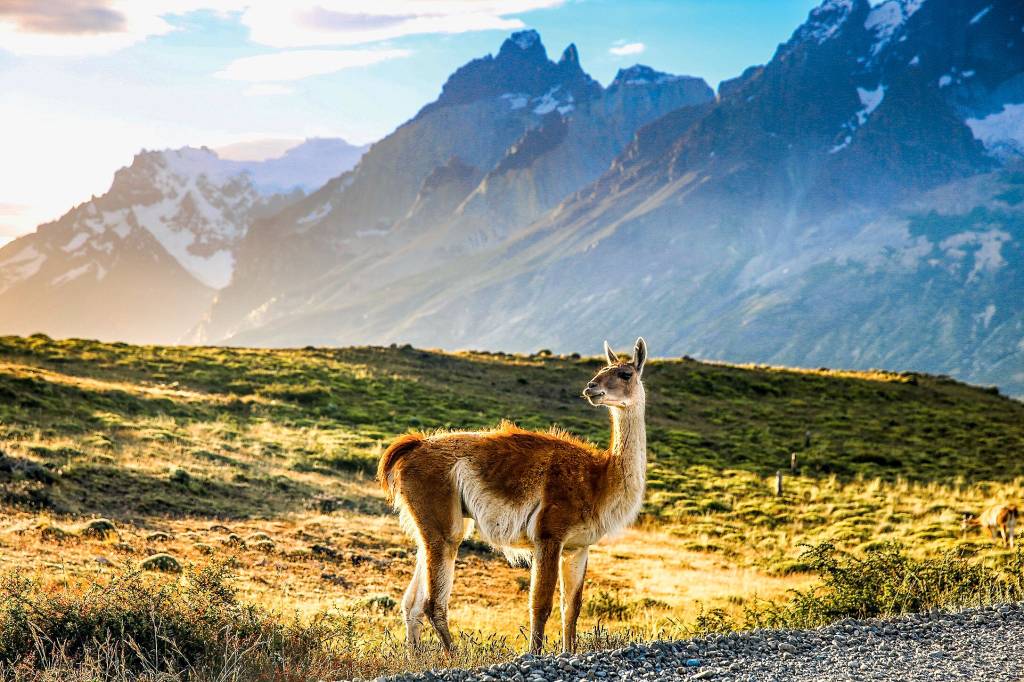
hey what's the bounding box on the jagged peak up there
[559,43,580,67]
[610,64,684,87]
[420,30,601,115]
[787,0,869,47]
[498,29,546,60]
[507,29,541,51]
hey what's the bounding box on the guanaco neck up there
[607,386,647,504]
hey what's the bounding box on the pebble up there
[383,602,1024,681]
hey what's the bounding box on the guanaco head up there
[583,337,647,408]
[961,512,980,534]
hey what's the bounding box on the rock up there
[168,467,191,485]
[249,539,275,553]
[140,553,181,573]
[80,518,117,538]
[40,525,71,542]
[222,533,245,547]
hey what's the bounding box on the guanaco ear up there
[603,340,619,366]
[633,337,647,375]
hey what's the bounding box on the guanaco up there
[378,338,649,654]
[962,503,1018,548]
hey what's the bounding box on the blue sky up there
[0,0,820,244]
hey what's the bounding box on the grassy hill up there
[1,334,1022,678]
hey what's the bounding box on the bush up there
[584,590,632,621]
[0,561,269,673]
[744,542,1024,629]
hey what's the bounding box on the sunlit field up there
[1,334,1022,679]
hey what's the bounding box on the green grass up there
[1,334,1023,678]
[2,334,1021,556]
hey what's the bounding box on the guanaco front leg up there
[559,547,589,653]
[529,540,562,654]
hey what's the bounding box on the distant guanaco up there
[962,503,1018,549]
[378,338,649,654]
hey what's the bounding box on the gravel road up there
[383,602,1024,681]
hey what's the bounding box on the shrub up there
[0,562,269,673]
[744,542,1024,629]
[584,590,632,621]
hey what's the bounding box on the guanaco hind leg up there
[559,547,589,653]
[529,541,563,654]
[423,540,459,652]
[402,553,427,648]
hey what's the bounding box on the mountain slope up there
[224,0,1024,395]
[0,139,367,343]
[193,33,713,343]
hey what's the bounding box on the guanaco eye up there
[617,371,633,380]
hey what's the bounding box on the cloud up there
[0,0,125,35]
[242,83,295,96]
[609,41,645,56]
[0,1,564,56]
[218,48,412,82]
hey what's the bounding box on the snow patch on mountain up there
[856,85,885,123]
[533,86,574,115]
[501,93,529,109]
[0,245,46,294]
[966,104,1024,159]
[969,5,992,25]
[62,232,89,252]
[975,303,996,329]
[511,30,540,50]
[612,65,684,87]
[830,84,886,153]
[940,229,1011,282]
[133,193,239,290]
[51,263,95,286]
[865,0,926,55]
[799,0,855,45]
[298,202,331,225]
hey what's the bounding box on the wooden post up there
[775,470,784,497]
[790,451,798,473]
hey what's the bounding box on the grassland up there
[0,334,1022,679]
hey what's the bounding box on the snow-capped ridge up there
[610,65,684,88]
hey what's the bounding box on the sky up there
[0,0,821,246]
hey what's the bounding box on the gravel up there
[379,602,1024,681]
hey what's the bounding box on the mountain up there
[218,1,1024,395]
[232,138,369,194]
[191,31,713,342]
[0,140,365,343]
[5,3,1022,396]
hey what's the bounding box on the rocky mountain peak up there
[559,43,581,68]
[419,31,601,116]
[610,65,679,89]
[499,29,545,58]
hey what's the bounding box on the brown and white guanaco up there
[378,337,649,654]
[962,503,1018,549]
